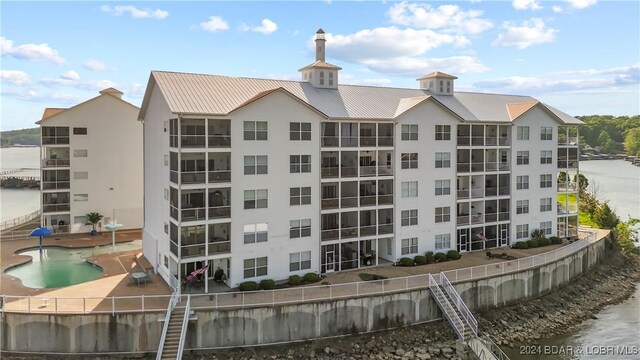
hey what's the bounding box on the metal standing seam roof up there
[144,71,583,125]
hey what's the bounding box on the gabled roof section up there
[506,101,540,121]
[99,87,124,96]
[541,103,584,125]
[229,87,328,118]
[394,95,465,121]
[417,71,458,80]
[298,60,343,71]
[41,108,67,121]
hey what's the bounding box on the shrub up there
[414,255,427,265]
[539,238,552,246]
[359,273,388,281]
[303,272,320,283]
[531,229,546,242]
[513,241,528,249]
[447,250,461,260]
[434,252,448,262]
[288,275,301,286]
[550,236,562,245]
[259,279,275,290]
[239,281,258,292]
[399,257,414,267]
[527,240,539,248]
[425,251,435,263]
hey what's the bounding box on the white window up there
[517,126,529,140]
[290,155,311,173]
[401,237,418,255]
[73,194,88,202]
[435,125,451,140]
[516,224,529,239]
[243,257,267,278]
[289,251,312,271]
[164,155,168,166]
[540,174,553,188]
[164,222,169,234]
[516,175,529,190]
[541,126,553,140]
[541,150,553,164]
[244,189,268,209]
[73,171,88,180]
[401,124,418,140]
[435,180,451,196]
[401,153,418,169]
[320,71,325,85]
[540,198,553,212]
[540,221,553,235]
[516,200,529,214]
[516,151,529,165]
[435,207,450,223]
[244,121,267,140]
[164,188,169,200]
[435,234,451,250]
[401,181,418,197]
[435,152,451,168]
[244,155,268,175]
[290,187,311,205]
[73,216,87,225]
[244,223,268,244]
[73,127,87,135]
[290,122,311,141]
[401,209,418,226]
[439,80,444,93]
[290,219,311,238]
[73,149,87,157]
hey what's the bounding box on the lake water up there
[0,147,40,222]
[579,160,640,220]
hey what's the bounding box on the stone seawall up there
[0,235,606,354]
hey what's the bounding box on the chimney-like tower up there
[315,28,326,61]
[299,28,341,89]
[416,71,457,95]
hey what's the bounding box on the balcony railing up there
[321,167,339,178]
[359,195,376,206]
[181,244,206,257]
[360,137,376,147]
[485,162,498,172]
[42,159,70,168]
[485,187,497,197]
[181,136,206,148]
[457,189,470,199]
[42,181,70,190]
[208,135,231,148]
[208,170,230,183]
[378,136,393,147]
[499,211,509,221]
[181,207,206,222]
[170,206,179,220]
[340,197,358,208]
[557,182,578,191]
[499,136,510,146]
[42,137,69,145]
[321,229,339,241]
[360,225,377,237]
[499,163,510,171]
[208,206,230,219]
[485,136,497,146]
[470,188,484,198]
[485,213,497,222]
[378,165,393,176]
[170,171,179,184]
[557,160,579,169]
[378,224,393,235]
[321,198,339,210]
[471,162,484,172]
[378,194,393,205]
[457,136,470,146]
[457,163,470,172]
[181,171,206,184]
[341,166,358,177]
[470,214,483,224]
[359,166,376,177]
[208,241,230,254]
[341,227,358,239]
[43,203,70,213]
[341,137,358,147]
[321,137,339,147]
[457,215,469,225]
[498,186,510,196]
[558,136,579,146]
[471,136,484,146]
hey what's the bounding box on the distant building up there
[138,29,582,292]
[37,88,143,234]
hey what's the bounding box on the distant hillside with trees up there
[0,127,40,147]
[575,115,640,155]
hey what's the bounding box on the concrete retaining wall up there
[0,236,607,354]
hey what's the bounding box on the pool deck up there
[0,230,172,301]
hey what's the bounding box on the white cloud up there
[101,5,168,20]
[362,55,489,77]
[388,2,493,35]
[0,88,84,104]
[512,0,542,11]
[82,59,108,71]
[566,0,597,9]
[322,27,469,63]
[492,18,556,49]
[123,83,146,98]
[340,74,393,86]
[61,70,80,81]
[240,19,278,35]
[199,16,229,32]
[552,6,564,13]
[0,37,65,64]
[0,70,31,85]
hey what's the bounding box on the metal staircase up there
[157,294,191,360]
[428,273,509,360]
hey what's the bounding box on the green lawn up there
[579,210,598,227]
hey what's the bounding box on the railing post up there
[83,297,86,314]
[215,294,218,309]
[28,296,31,314]
[242,293,245,307]
[55,298,58,314]
[142,295,145,311]
[112,296,115,315]
[272,290,275,306]
[405,276,409,290]
[381,280,385,294]
[356,283,360,297]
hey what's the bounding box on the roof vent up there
[417,71,457,95]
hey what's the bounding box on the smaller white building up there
[38,88,143,233]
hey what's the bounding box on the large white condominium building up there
[38,88,143,234]
[139,29,582,292]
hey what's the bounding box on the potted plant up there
[85,212,103,236]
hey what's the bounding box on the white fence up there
[0,209,41,231]
[0,231,599,314]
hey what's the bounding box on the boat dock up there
[0,168,40,189]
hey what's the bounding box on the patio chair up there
[142,271,153,284]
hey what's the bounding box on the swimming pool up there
[5,240,142,288]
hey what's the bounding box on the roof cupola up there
[299,28,341,89]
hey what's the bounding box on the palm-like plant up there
[85,212,104,232]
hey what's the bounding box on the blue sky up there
[1,0,639,130]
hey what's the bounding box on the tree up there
[85,212,104,232]
[574,173,589,192]
[593,202,619,229]
[597,130,616,153]
[614,220,640,257]
[624,128,640,156]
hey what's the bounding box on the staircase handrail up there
[428,273,467,341]
[176,295,191,360]
[156,292,179,360]
[440,272,478,336]
[481,333,511,360]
